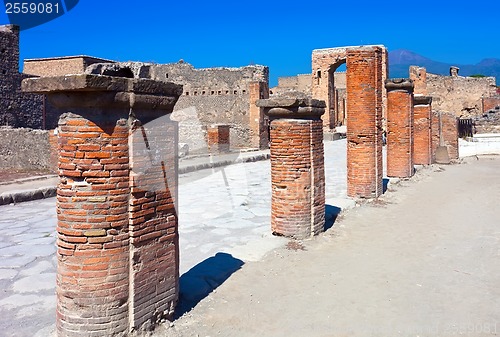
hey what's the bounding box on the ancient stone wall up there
[482,97,500,112]
[0,127,53,171]
[346,46,384,198]
[149,62,269,150]
[0,25,44,128]
[410,66,497,117]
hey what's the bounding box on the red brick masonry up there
[346,46,384,198]
[256,97,326,239]
[207,124,230,152]
[22,74,182,336]
[385,78,414,178]
[413,96,433,165]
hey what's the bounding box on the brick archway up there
[312,45,388,130]
[312,45,388,198]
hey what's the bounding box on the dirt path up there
[163,156,500,337]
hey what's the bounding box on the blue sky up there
[1,0,499,86]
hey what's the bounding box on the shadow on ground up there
[383,178,390,193]
[325,204,342,231]
[175,252,244,318]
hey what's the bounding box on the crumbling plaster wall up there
[410,66,497,117]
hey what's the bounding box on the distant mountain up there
[388,49,500,85]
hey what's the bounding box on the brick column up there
[249,81,270,149]
[256,97,325,239]
[385,78,414,178]
[22,74,182,336]
[431,110,440,163]
[431,111,459,163]
[346,46,384,198]
[441,111,459,160]
[413,95,433,165]
[207,124,230,152]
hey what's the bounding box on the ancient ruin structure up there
[385,78,414,178]
[0,25,43,128]
[23,74,182,336]
[257,97,325,238]
[24,55,114,77]
[207,124,230,153]
[147,62,270,151]
[432,111,459,163]
[345,46,386,198]
[312,45,388,129]
[410,65,497,117]
[272,72,347,126]
[413,95,433,165]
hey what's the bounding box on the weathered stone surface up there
[413,96,433,165]
[410,66,497,117]
[414,95,432,106]
[266,96,325,238]
[386,78,414,178]
[312,45,388,129]
[346,46,385,198]
[22,74,183,96]
[0,24,44,128]
[385,78,414,92]
[257,97,325,119]
[25,75,182,336]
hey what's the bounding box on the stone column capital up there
[256,97,325,119]
[413,95,433,106]
[385,78,414,93]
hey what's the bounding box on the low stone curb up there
[0,154,271,205]
[178,153,271,174]
[0,186,57,205]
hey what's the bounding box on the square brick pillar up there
[385,78,415,178]
[22,74,182,336]
[256,97,325,239]
[249,81,270,149]
[441,111,459,160]
[346,46,384,198]
[207,124,230,153]
[413,95,433,165]
[431,110,440,163]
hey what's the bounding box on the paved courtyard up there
[0,139,351,336]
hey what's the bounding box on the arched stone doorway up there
[312,45,388,199]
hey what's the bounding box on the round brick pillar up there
[413,95,433,165]
[346,47,384,198]
[257,97,326,239]
[22,74,182,336]
[386,78,414,178]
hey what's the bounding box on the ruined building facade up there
[0,25,43,128]
[410,65,497,117]
[148,62,269,151]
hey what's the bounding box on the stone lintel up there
[257,97,325,119]
[22,74,182,96]
[414,95,433,106]
[22,74,183,111]
[385,78,414,92]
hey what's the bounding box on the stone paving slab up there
[0,140,354,336]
